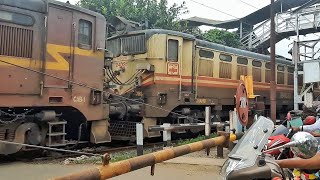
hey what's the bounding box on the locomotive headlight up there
[104,51,113,68]
[104,57,112,68]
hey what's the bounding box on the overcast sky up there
[57,0,315,58]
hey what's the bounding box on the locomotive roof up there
[0,0,105,19]
[109,29,292,65]
[0,0,47,13]
[49,0,105,20]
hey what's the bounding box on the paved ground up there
[0,161,223,180]
[0,148,228,180]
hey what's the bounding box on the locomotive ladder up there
[47,121,67,147]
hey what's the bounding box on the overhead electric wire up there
[239,0,259,10]
[189,0,239,19]
[188,0,317,52]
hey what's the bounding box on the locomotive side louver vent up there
[0,25,33,58]
[121,34,146,55]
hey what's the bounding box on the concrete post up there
[136,123,144,156]
[205,106,211,156]
[205,106,211,137]
[163,123,171,147]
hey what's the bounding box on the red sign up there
[167,62,179,75]
[115,61,127,69]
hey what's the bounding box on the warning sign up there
[167,62,179,75]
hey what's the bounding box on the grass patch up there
[65,149,153,165]
[65,134,218,165]
[176,133,217,146]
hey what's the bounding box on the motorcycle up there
[220,116,319,180]
[266,116,319,180]
[266,123,293,160]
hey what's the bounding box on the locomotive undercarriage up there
[108,99,221,140]
[0,107,88,155]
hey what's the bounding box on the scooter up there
[220,116,319,180]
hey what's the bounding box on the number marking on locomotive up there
[196,98,207,104]
[114,61,128,69]
[73,96,86,103]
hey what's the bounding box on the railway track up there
[0,141,171,164]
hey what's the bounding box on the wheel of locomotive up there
[236,80,249,126]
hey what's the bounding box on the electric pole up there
[270,0,277,123]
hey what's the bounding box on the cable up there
[189,0,238,19]
[239,0,259,10]
[0,59,204,123]
[0,140,101,156]
[189,0,318,52]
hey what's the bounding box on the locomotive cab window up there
[168,39,179,62]
[78,19,92,49]
[0,10,34,26]
[219,54,232,62]
[199,50,214,59]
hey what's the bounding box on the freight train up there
[0,0,300,154]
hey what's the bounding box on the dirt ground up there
[0,162,222,180]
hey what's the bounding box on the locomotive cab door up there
[167,36,182,99]
[182,39,196,95]
[45,6,73,88]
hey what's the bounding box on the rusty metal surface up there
[0,0,110,155]
[0,25,33,58]
[0,123,39,155]
[0,0,47,13]
[0,2,108,122]
[51,136,227,180]
[236,81,249,126]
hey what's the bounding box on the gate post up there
[136,123,144,156]
[163,123,171,147]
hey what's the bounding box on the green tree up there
[203,29,241,48]
[77,0,188,30]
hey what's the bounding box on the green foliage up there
[176,133,217,146]
[77,0,188,30]
[65,149,153,164]
[203,29,241,48]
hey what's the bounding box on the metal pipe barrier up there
[51,135,230,180]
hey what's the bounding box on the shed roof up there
[182,0,311,29]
